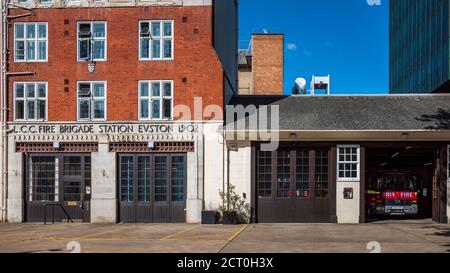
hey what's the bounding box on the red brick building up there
[1,0,238,224]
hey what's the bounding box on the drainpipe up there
[1,0,8,222]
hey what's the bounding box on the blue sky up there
[238,0,389,95]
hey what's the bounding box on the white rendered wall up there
[7,139,23,223]
[91,135,117,223]
[228,142,252,206]
[336,181,360,224]
[203,123,224,212]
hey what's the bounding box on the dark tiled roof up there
[227,95,450,131]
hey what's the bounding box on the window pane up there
[79,40,90,60]
[27,41,36,60]
[163,99,171,119]
[27,101,35,119]
[15,84,24,98]
[257,151,272,198]
[79,100,90,119]
[151,100,161,119]
[29,157,56,202]
[15,41,25,60]
[38,41,46,60]
[163,22,172,36]
[140,22,150,36]
[38,24,47,38]
[120,157,134,202]
[277,151,291,198]
[64,157,82,176]
[154,156,168,202]
[93,100,105,119]
[140,100,149,119]
[93,40,105,60]
[140,39,149,59]
[151,22,161,36]
[26,24,35,38]
[171,156,185,202]
[15,24,24,39]
[151,82,160,96]
[93,23,105,38]
[138,156,151,203]
[26,84,35,98]
[296,150,310,198]
[152,40,161,58]
[15,101,24,120]
[37,100,46,120]
[163,39,172,58]
[163,82,172,96]
[140,82,149,97]
[37,84,46,98]
[93,83,105,97]
[315,150,329,198]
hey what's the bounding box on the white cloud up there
[287,43,298,51]
[262,28,269,34]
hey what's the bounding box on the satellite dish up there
[293,78,307,95]
[295,78,307,89]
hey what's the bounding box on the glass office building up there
[390,0,449,94]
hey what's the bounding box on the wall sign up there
[11,123,200,135]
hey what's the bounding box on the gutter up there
[1,0,8,222]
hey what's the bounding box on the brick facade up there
[252,34,284,95]
[7,6,224,122]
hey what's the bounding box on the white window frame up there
[139,20,174,61]
[77,21,107,62]
[13,82,48,121]
[337,145,360,182]
[40,0,53,3]
[138,80,173,121]
[76,81,107,121]
[14,22,48,62]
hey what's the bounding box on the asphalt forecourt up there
[0,221,449,254]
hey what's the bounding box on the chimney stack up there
[238,34,284,95]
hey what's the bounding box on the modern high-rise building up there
[390,0,449,94]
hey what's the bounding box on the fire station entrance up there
[25,154,91,223]
[118,154,186,223]
[364,143,448,223]
[253,145,335,223]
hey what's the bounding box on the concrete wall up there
[213,0,238,105]
[91,135,116,223]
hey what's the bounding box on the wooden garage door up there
[256,149,332,223]
[119,154,186,223]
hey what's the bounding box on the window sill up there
[13,60,48,63]
[337,179,360,182]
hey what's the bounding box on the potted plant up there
[218,184,251,225]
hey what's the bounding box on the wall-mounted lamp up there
[53,141,60,149]
[289,133,297,140]
[148,141,155,149]
[101,169,106,177]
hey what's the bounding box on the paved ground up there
[0,220,449,253]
